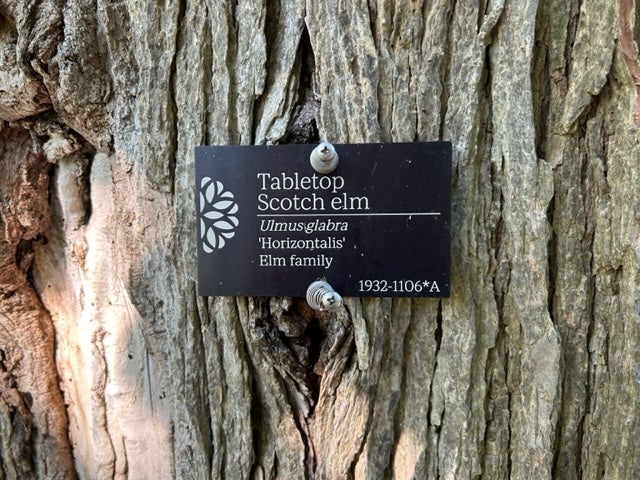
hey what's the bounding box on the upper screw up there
[310,141,339,174]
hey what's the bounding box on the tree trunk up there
[1,0,639,479]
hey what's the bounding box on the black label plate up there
[195,142,451,297]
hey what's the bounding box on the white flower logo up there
[199,177,239,252]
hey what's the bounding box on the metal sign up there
[195,142,451,297]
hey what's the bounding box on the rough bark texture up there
[0,0,639,479]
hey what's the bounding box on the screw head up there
[310,142,339,174]
[306,280,342,312]
[320,291,343,311]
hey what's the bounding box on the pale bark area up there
[0,1,639,480]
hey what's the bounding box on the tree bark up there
[1,0,639,479]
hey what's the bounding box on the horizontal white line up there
[257,212,441,217]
